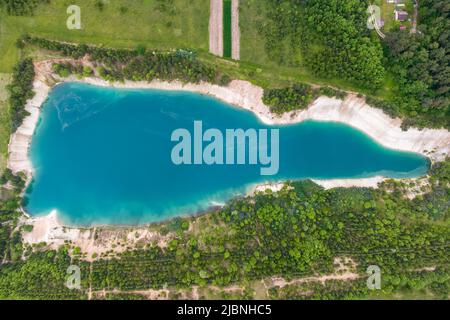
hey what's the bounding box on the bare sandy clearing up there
[21,210,172,261]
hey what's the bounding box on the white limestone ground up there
[9,59,450,245]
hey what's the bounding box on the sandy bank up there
[248,177,387,192]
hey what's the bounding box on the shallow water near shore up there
[25,82,429,226]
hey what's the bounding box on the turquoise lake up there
[25,82,430,226]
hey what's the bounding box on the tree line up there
[19,35,231,86]
[6,58,35,131]
[0,0,48,15]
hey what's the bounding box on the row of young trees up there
[268,266,450,300]
[20,36,231,85]
[299,0,385,89]
[6,58,35,131]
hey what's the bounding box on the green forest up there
[383,0,449,129]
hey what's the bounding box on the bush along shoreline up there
[263,84,347,115]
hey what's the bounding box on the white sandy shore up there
[7,59,450,240]
[20,209,172,260]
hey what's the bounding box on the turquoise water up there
[25,82,429,226]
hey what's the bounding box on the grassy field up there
[370,288,447,300]
[0,0,210,72]
[239,0,289,72]
[0,73,11,172]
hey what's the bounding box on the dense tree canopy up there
[384,0,450,129]
[299,0,385,88]
[257,0,385,89]
[0,0,47,15]
[21,36,230,85]
[7,58,35,131]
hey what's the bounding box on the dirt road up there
[231,0,240,60]
[209,0,223,57]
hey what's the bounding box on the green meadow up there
[0,0,210,72]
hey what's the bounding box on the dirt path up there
[411,0,418,34]
[231,0,240,60]
[88,262,93,300]
[209,0,223,57]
